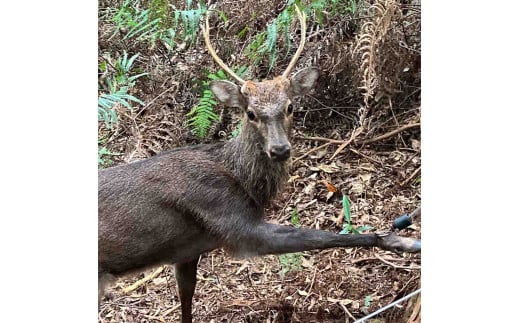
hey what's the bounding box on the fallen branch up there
[360,123,420,144]
[294,122,420,147]
[122,266,165,294]
[375,254,420,270]
[400,166,421,187]
[292,142,331,163]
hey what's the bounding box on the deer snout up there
[269,144,291,161]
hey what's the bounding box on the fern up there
[265,21,278,71]
[98,86,144,128]
[98,51,146,129]
[187,89,219,138]
[110,0,207,49]
[188,67,247,138]
[242,1,361,71]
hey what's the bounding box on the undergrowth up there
[110,0,207,49]
[187,66,247,138]
[245,0,359,73]
[98,51,146,129]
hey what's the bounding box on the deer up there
[98,6,421,323]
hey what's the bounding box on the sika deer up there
[98,6,421,323]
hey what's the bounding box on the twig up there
[339,301,357,322]
[359,123,420,144]
[301,266,318,305]
[134,83,178,119]
[295,135,343,144]
[122,266,165,294]
[400,166,421,187]
[348,148,383,166]
[374,254,420,270]
[351,256,415,265]
[293,142,331,163]
[294,122,420,150]
[330,126,364,159]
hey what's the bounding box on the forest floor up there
[98,0,421,321]
[99,124,421,322]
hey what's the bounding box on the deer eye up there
[246,110,256,121]
[287,104,294,115]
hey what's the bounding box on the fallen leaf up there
[301,257,313,268]
[297,290,309,296]
[359,173,372,185]
[311,148,328,159]
[411,139,421,150]
[326,297,353,306]
[152,277,167,285]
[303,182,316,195]
[322,180,337,192]
[332,211,344,226]
[350,181,364,195]
[318,163,340,173]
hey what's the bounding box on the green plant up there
[364,295,372,307]
[243,1,358,72]
[244,5,293,71]
[110,0,207,48]
[98,52,146,128]
[279,253,303,277]
[112,51,148,89]
[187,66,247,138]
[98,147,120,169]
[339,195,373,234]
[278,208,303,277]
[98,87,143,128]
[111,0,161,41]
[290,209,300,227]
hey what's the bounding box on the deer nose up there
[269,144,291,161]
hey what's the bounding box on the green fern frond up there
[98,86,144,129]
[266,21,278,71]
[188,66,247,138]
[278,9,292,56]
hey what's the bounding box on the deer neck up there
[221,123,289,207]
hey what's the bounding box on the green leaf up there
[290,209,300,227]
[364,295,372,307]
[218,10,228,23]
[339,225,351,235]
[356,225,374,233]
[342,195,351,224]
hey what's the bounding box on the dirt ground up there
[98,0,421,321]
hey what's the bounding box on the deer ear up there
[210,80,247,109]
[290,67,320,97]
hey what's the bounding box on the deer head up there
[203,6,319,162]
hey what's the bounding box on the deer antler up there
[202,12,246,85]
[203,5,306,83]
[282,5,306,78]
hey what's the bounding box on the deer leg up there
[175,257,199,323]
[234,223,420,256]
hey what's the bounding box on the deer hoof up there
[377,232,421,253]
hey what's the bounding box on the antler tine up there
[203,12,246,85]
[282,5,306,78]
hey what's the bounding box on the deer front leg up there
[232,223,420,256]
